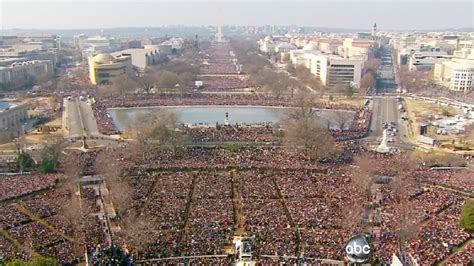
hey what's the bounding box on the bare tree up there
[295,66,324,93]
[464,123,474,145]
[333,110,352,131]
[389,155,419,251]
[134,110,187,156]
[178,71,194,92]
[360,72,375,91]
[133,69,158,95]
[156,70,179,92]
[109,74,138,95]
[96,150,132,218]
[286,91,317,121]
[120,215,154,257]
[352,155,376,200]
[282,116,338,161]
[398,66,431,92]
[341,155,377,232]
[58,162,88,256]
[364,58,382,73]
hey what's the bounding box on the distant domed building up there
[91,53,116,64]
[88,53,133,85]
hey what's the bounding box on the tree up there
[57,151,90,256]
[286,91,317,121]
[364,58,382,73]
[390,155,419,251]
[464,124,474,145]
[287,63,296,75]
[109,74,137,95]
[35,73,53,88]
[135,110,187,155]
[460,199,474,232]
[360,72,375,91]
[16,151,34,172]
[282,115,338,161]
[295,65,324,93]
[133,69,158,94]
[333,110,352,131]
[39,142,61,173]
[96,150,132,218]
[156,70,179,92]
[178,71,194,91]
[398,66,431,92]
[344,84,356,98]
[343,155,377,231]
[352,155,376,200]
[56,78,69,91]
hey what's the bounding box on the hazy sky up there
[1,0,473,30]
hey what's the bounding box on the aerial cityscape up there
[0,0,473,265]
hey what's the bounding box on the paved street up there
[376,46,397,92]
[368,97,411,149]
[65,98,85,139]
[78,99,100,137]
[64,97,100,139]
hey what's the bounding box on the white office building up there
[0,101,28,143]
[433,48,474,92]
[408,49,451,71]
[111,46,161,70]
[290,51,363,88]
[0,60,54,84]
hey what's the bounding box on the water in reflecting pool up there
[107,106,354,131]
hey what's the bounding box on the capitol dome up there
[92,53,115,64]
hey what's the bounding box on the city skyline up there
[1,0,473,31]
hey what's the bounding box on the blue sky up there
[1,0,473,30]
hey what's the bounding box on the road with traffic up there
[368,96,412,149]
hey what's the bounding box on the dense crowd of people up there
[446,240,473,264]
[112,147,472,264]
[0,189,77,264]
[408,201,470,264]
[0,173,59,201]
[415,169,474,193]
[3,32,472,266]
[92,101,120,135]
[198,76,251,91]
[199,43,243,75]
[0,143,472,265]
[185,123,276,143]
[331,106,372,141]
[0,184,107,264]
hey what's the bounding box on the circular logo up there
[345,234,371,263]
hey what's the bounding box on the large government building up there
[0,101,28,143]
[88,53,133,85]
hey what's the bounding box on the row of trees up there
[14,142,61,173]
[359,58,382,91]
[398,66,432,91]
[0,76,37,93]
[106,61,198,96]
